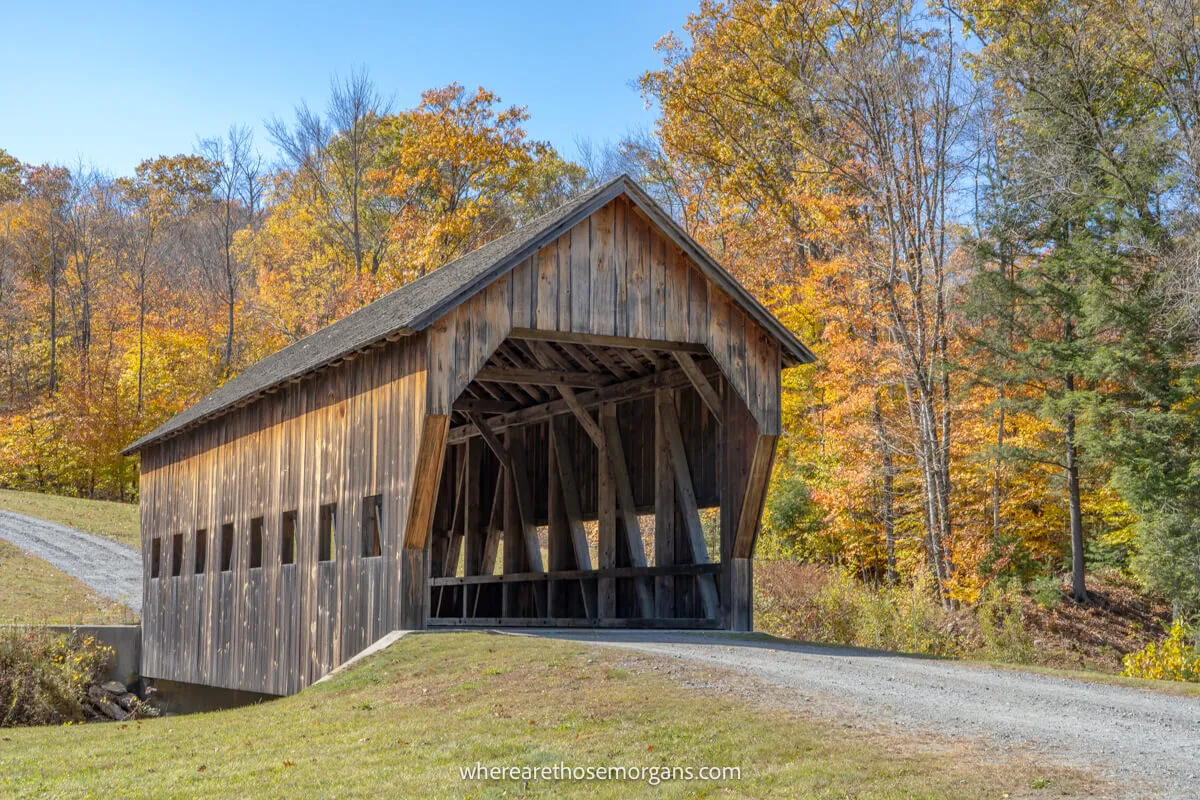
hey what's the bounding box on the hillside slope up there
[0,540,134,624]
[0,632,1099,799]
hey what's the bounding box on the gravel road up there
[528,629,1200,796]
[0,510,142,612]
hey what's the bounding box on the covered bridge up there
[122,175,815,696]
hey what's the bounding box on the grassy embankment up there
[0,540,134,625]
[0,632,1099,799]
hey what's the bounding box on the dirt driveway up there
[0,510,141,612]
[526,629,1200,796]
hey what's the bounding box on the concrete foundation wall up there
[41,624,141,687]
[147,678,278,715]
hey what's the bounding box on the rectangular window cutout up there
[362,495,383,558]
[249,516,264,569]
[220,523,234,572]
[318,503,336,562]
[195,529,207,574]
[151,537,161,579]
[281,510,297,565]
[171,533,183,577]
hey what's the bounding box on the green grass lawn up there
[0,632,1099,799]
[0,539,136,625]
[0,489,139,550]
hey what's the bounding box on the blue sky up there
[0,0,696,176]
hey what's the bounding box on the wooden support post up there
[399,548,426,630]
[729,557,753,631]
[434,451,468,617]
[472,477,504,618]
[658,394,721,620]
[654,388,676,618]
[600,404,654,618]
[733,434,779,559]
[597,413,617,619]
[461,438,484,577]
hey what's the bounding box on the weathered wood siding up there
[140,336,428,695]
[426,196,781,433]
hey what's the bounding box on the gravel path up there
[0,510,142,612]
[527,629,1200,796]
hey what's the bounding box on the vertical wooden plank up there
[627,207,650,339]
[556,233,572,332]
[665,245,688,341]
[686,265,708,345]
[650,229,668,339]
[536,242,558,331]
[569,219,591,334]
[511,256,534,329]
[590,202,616,336]
[613,197,628,337]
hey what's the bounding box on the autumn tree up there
[198,125,262,370]
[267,69,391,278]
[117,154,214,414]
[372,83,585,280]
[962,0,1189,603]
[641,0,976,598]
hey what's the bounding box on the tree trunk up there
[1064,372,1087,603]
[48,242,58,395]
[136,268,145,415]
[872,396,897,584]
[992,391,1005,541]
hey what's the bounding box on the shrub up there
[755,562,966,657]
[0,628,114,726]
[1121,621,1200,682]
[1028,575,1063,610]
[977,585,1034,664]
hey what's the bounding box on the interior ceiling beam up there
[446,359,720,445]
[451,398,525,415]
[511,327,708,355]
[473,366,611,388]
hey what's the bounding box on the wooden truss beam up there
[733,434,779,559]
[673,352,723,424]
[600,405,655,618]
[469,413,544,576]
[657,394,721,620]
[401,414,450,551]
[550,418,593,571]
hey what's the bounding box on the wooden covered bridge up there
[122,175,815,695]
